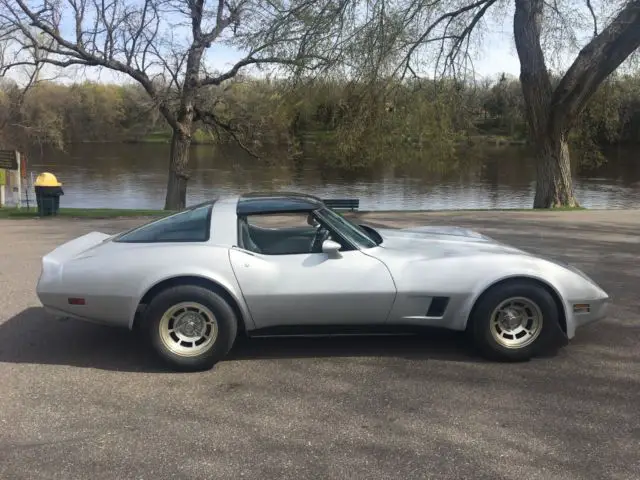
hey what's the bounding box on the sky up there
[19,28,522,86]
[38,41,522,84]
[3,1,578,86]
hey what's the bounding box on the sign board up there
[0,150,18,170]
[0,169,5,186]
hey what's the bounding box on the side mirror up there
[322,239,342,256]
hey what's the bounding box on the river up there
[21,142,640,210]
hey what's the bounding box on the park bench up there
[322,198,360,211]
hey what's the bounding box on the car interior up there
[238,213,341,255]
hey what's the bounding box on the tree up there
[0,26,59,150]
[0,0,351,209]
[515,0,640,207]
[348,0,640,208]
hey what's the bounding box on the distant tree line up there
[2,73,639,167]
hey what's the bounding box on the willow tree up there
[353,0,640,208]
[0,0,352,209]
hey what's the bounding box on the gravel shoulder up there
[1,210,639,480]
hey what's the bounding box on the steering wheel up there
[310,226,330,253]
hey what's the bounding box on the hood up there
[372,225,528,259]
[398,225,493,240]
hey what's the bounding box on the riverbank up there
[123,131,530,147]
[0,205,590,220]
[0,207,169,219]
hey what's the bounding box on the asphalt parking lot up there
[1,210,639,480]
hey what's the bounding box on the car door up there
[228,213,397,329]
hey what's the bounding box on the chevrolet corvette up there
[36,192,609,371]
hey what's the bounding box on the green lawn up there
[361,206,587,213]
[0,207,170,219]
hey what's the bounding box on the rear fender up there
[130,270,255,332]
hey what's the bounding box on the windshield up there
[316,207,379,249]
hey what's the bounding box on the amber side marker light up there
[68,298,86,305]
[573,303,590,313]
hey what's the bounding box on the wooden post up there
[0,169,5,207]
[13,152,22,209]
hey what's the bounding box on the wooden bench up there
[322,198,360,211]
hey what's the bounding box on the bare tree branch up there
[550,0,640,131]
[444,0,498,76]
[0,0,354,209]
[194,105,260,158]
[393,0,498,80]
[0,35,48,135]
[3,0,183,131]
[199,54,327,86]
[586,0,598,37]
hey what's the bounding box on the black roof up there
[185,197,219,210]
[237,192,325,215]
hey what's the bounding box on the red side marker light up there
[68,298,86,305]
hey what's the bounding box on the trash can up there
[34,172,64,216]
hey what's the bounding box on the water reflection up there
[22,143,640,210]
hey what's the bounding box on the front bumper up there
[567,296,610,338]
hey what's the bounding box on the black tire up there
[143,285,238,372]
[468,280,565,362]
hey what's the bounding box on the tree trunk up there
[162,40,206,211]
[533,134,578,208]
[514,0,640,209]
[514,0,570,209]
[164,127,191,210]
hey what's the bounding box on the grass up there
[0,205,587,220]
[0,207,170,219]
[122,131,172,144]
[357,206,587,214]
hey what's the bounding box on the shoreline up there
[0,205,605,220]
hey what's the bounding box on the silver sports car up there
[37,192,609,371]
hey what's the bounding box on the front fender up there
[458,271,568,331]
[455,256,608,336]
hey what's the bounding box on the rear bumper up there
[42,305,129,328]
[37,272,131,329]
[38,291,132,328]
[42,305,89,322]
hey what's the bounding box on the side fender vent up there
[427,297,450,317]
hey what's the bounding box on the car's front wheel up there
[469,280,565,361]
[143,285,238,371]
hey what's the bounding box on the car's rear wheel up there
[469,280,563,361]
[143,285,238,371]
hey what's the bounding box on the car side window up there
[239,212,343,255]
[115,204,212,243]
